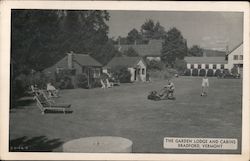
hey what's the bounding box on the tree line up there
[11,10,121,78]
[12,10,204,78]
[116,19,204,67]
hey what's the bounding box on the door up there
[134,69,137,81]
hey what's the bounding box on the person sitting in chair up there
[46,82,59,97]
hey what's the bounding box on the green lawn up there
[9,76,242,154]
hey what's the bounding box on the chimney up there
[67,51,74,69]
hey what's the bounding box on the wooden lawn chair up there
[33,92,71,114]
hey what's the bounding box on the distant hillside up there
[203,49,226,57]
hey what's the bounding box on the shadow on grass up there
[10,98,34,111]
[9,136,63,152]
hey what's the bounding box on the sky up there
[106,11,243,51]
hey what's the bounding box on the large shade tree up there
[11,10,111,76]
[11,10,61,75]
[161,27,188,67]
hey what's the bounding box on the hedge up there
[184,69,191,76]
[207,69,214,77]
[192,69,198,76]
[199,69,206,77]
[215,69,222,77]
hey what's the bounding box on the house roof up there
[184,56,227,64]
[105,56,144,68]
[227,42,243,55]
[74,54,102,67]
[115,39,163,57]
[43,53,102,73]
[49,53,102,68]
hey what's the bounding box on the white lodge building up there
[184,42,243,75]
[226,42,243,72]
[184,57,228,74]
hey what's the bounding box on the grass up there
[9,76,242,154]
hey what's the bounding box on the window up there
[142,68,145,75]
[191,64,194,69]
[239,55,243,60]
[56,67,64,74]
[213,64,216,69]
[198,64,201,69]
[221,64,224,69]
[234,55,238,60]
[205,64,209,69]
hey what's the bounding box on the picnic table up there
[62,136,133,153]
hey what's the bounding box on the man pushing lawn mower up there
[148,80,175,101]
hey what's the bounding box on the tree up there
[91,39,122,65]
[174,59,187,73]
[123,47,139,57]
[161,27,188,67]
[188,45,203,57]
[11,10,111,74]
[141,19,166,40]
[58,10,110,63]
[152,21,166,39]
[127,28,142,44]
[141,19,155,39]
[11,10,61,74]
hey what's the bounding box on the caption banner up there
[164,137,237,150]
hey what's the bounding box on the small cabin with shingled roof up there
[103,56,147,82]
[43,51,102,88]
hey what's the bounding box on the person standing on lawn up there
[201,75,209,96]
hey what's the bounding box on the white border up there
[0,1,249,161]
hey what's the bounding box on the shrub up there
[207,69,214,77]
[215,69,222,77]
[92,78,102,88]
[184,69,191,76]
[231,66,239,75]
[231,66,238,75]
[146,60,164,71]
[199,69,206,76]
[76,74,89,88]
[223,69,230,76]
[111,66,131,83]
[192,69,198,76]
[174,59,187,73]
